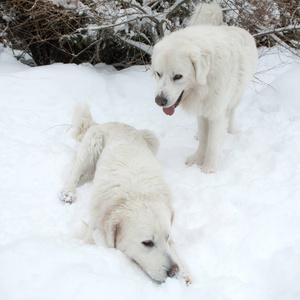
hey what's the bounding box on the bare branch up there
[270,34,300,57]
[118,36,153,56]
[253,25,300,39]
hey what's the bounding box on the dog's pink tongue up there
[163,105,175,116]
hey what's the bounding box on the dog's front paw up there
[185,153,203,167]
[228,126,240,135]
[201,160,216,174]
[201,165,216,174]
[60,191,76,203]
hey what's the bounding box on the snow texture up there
[0,43,300,300]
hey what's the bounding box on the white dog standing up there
[61,105,190,284]
[152,1,258,173]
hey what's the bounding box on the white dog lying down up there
[152,2,258,173]
[61,105,190,284]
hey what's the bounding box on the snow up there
[0,43,300,300]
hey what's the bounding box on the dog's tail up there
[187,0,224,26]
[139,129,160,155]
[71,104,96,142]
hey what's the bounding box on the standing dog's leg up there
[61,127,104,203]
[186,116,208,167]
[228,106,240,134]
[201,116,227,173]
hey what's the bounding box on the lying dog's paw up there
[60,191,76,203]
[185,275,192,286]
[181,271,192,286]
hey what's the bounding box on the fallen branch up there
[270,33,300,57]
[118,36,153,56]
[253,24,300,39]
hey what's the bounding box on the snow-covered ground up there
[0,44,300,300]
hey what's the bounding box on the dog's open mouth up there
[163,90,184,116]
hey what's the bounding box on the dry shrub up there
[0,0,299,67]
[0,0,194,66]
[0,0,126,65]
[222,0,300,52]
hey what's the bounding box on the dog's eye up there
[142,240,154,247]
[156,72,161,78]
[173,74,182,81]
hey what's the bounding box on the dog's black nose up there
[167,264,179,278]
[155,95,168,107]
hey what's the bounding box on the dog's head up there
[105,200,179,283]
[151,43,210,116]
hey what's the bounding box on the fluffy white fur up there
[61,105,190,284]
[152,2,258,173]
[187,0,224,26]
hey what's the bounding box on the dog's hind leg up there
[61,126,104,203]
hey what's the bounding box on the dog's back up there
[71,104,159,155]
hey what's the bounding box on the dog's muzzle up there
[155,90,184,108]
[156,90,185,116]
[155,94,168,107]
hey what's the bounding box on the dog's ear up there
[189,51,210,85]
[151,66,156,77]
[171,210,175,225]
[105,218,122,248]
[139,129,160,155]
